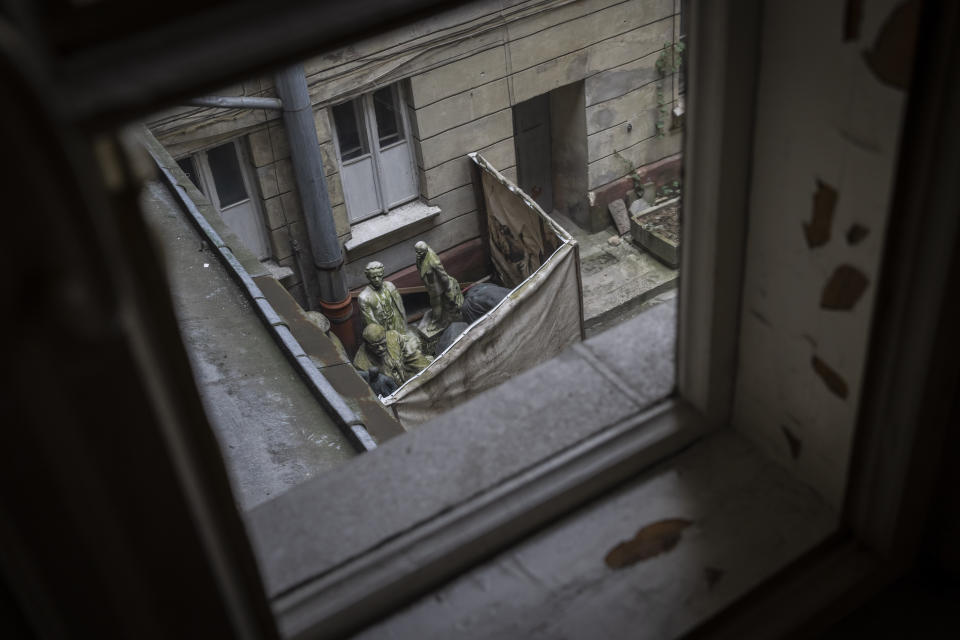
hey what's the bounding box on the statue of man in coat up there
[415,241,463,335]
[357,260,422,351]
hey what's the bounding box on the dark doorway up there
[513,93,553,213]
[513,83,589,228]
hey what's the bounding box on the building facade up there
[148,0,685,310]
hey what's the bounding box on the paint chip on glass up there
[204,263,210,268]
[604,518,692,569]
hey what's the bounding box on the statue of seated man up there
[415,241,463,335]
[353,323,432,386]
[357,261,419,346]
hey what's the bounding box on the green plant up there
[613,150,643,194]
[655,41,685,137]
[656,179,682,200]
[656,88,668,138]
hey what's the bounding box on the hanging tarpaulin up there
[383,153,585,427]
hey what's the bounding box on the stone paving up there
[550,211,678,338]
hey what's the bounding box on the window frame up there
[8,0,956,637]
[331,82,419,224]
[244,1,960,637]
[246,3,764,636]
[177,138,272,261]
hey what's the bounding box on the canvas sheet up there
[384,154,584,427]
[483,163,561,289]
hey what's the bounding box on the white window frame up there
[38,0,949,637]
[239,2,959,638]
[178,139,272,261]
[330,83,420,224]
[244,1,770,636]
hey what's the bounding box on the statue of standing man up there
[415,241,463,335]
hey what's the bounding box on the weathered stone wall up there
[148,0,684,294]
[243,109,350,307]
[395,0,683,284]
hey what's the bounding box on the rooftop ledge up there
[344,201,441,256]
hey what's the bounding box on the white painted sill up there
[344,201,440,256]
[243,302,836,639]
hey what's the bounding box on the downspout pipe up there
[187,96,284,110]
[273,65,353,345]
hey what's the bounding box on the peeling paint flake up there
[704,566,725,589]
[821,264,869,310]
[781,425,803,460]
[863,0,920,90]
[844,0,864,41]
[812,356,849,399]
[847,223,870,245]
[804,180,837,248]
[604,519,692,569]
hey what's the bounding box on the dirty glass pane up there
[373,86,403,148]
[207,142,248,207]
[176,156,203,193]
[332,99,368,161]
[144,0,692,497]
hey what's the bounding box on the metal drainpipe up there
[273,65,354,348]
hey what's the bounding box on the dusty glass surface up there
[142,0,686,500]
[206,141,248,206]
[332,99,367,161]
[373,86,404,148]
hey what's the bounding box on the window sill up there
[244,296,844,639]
[260,259,295,281]
[355,429,840,640]
[344,201,441,257]
[247,301,704,636]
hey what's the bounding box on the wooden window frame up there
[3,0,957,638]
[179,139,271,260]
[331,83,419,224]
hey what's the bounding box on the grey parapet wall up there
[138,125,404,450]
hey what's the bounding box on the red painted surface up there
[320,294,356,353]
[592,153,683,212]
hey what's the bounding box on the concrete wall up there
[732,0,917,509]
[148,0,684,293]
[550,81,589,226]
[245,110,350,307]
[149,82,349,308]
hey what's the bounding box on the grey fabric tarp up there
[383,153,584,427]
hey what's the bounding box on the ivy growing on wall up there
[655,41,685,137]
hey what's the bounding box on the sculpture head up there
[364,261,385,290]
[362,323,388,358]
[414,241,428,264]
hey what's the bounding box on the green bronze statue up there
[353,323,432,386]
[415,241,463,336]
[357,260,421,350]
